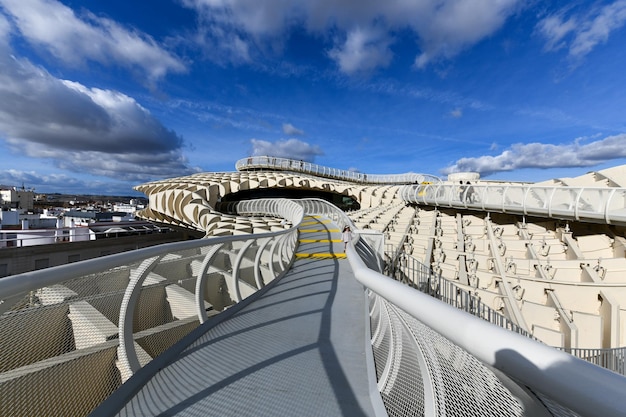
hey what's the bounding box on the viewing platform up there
[236,156,441,185]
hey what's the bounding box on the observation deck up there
[3,158,626,417]
[236,156,626,226]
[236,156,442,185]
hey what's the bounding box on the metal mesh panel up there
[136,317,200,358]
[380,302,425,417]
[1,220,299,417]
[396,304,523,417]
[0,304,74,373]
[371,295,392,382]
[368,291,526,417]
[0,269,131,417]
[63,266,134,298]
[0,250,213,416]
[0,345,121,417]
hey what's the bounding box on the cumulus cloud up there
[282,122,304,136]
[250,138,323,161]
[412,0,520,68]
[181,0,521,73]
[0,0,186,84]
[328,26,392,74]
[0,45,200,182]
[537,1,626,59]
[442,134,626,176]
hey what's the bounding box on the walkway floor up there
[113,216,380,417]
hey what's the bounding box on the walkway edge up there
[360,280,390,417]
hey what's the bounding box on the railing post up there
[118,255,162,377]
[194,244,223,323]
[231,240,254,302]
[254,238,272,289]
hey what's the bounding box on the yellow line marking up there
[299,239,341,243]
[304,215,321,219]
[296,253,346,259]
[300,219,331,226]
[299,229,340,233]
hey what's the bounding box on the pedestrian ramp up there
[297,215,346,259]
[91,216,383,417]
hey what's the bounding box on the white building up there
[0,186,35,211]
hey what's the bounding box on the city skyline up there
[1,0,626,195]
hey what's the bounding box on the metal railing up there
[3,195,626,417]
[385,250,533,339]
[292,198,626,416]
[402,182,626,225]
[236,155,442,185]
[303,196,626,416]
[558,346,626,375]
[0,199,303,417]
[0,224,172,248]
[382,211,418,276]
[346,234,626,417]
[386,247,626,376]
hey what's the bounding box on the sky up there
[0,0,626,196]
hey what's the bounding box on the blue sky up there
[0,0,626,195]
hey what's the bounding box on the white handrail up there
[0,199,307,417]
[5,195,625,417]
[297,197,626,416]
[402,183,626,226]
[1,199,305,383]
[0,199,303,304]
[236,155,442,185]
[346,239,626,417]
[0,224,172,248]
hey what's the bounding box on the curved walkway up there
[92,216,383,417]
[236,155,441,185]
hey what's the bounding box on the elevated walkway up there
[236,156,441,185]
[4,199,625,417]
[93,217,383,417]
[403,182,626,226]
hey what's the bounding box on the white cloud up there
[181,0,522,73]
[328,26,392,74]
[0,12,10,42]
[0,45,200,181]
[450,108,463,118]
[536,13,577,52]
[537,1,626,59]
[412,0,520,68]
[282,123,304,136]
[250,138,323,161]
[442,134,626,176]
[0,0,186,83]
[570,1,626,57]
